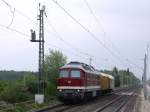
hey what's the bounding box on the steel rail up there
[93,87,138,112]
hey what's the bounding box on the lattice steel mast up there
[31,4,45,94]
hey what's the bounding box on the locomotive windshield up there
[59,70,69,77]
[71,70,80,78]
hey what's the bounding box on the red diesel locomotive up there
[57,62,114,102]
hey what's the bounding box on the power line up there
[1,0,36,25]
[45,42,107,68]
[83,0,120,53]
[0,0,96,70]
[7,8,15,28]
[45,13,120,67]
[83,0,143,71]
[83,0,115,49]
[45,42,89,60]
[83,0,118,55]
[0,0,94,63]
[125,59,143,70]
[83,0,106,35]
[83,0,122,53]
[0,0,143,71]
[45,42,111,69]
[1,0,120,67]
[51,0,133,67]
[51,0,143,71]
[0,22,118,71]
[0,23,30,37]
[45,16,93,58]
[1,0,10,7]
[0,21,135,71]
[0,0,94,59]
[1,0,16,28]
[50,1,112,53]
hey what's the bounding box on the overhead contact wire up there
[83,0,143,70]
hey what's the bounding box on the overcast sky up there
[0,0,150,79]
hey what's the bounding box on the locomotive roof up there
[60,62,114,79]
[60,61,100,75]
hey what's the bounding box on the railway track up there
[58,87,138,112]
[34,87,138,112]
[93,95,128,112]
[93,88,139,112]
[36,103,80,112]
[34,94,118,112]
[35,89,123,112]
[113,87,129,94]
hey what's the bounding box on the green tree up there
[112,67,120,87]
[21,73,38,94]
[44,50,67,85]
[101,67,140,88]
[44,50,67,97]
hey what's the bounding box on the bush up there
[0,83,32,103]
[45,82,57,102]
[0,81,8,95]
[15,106,25,112]
[23,74,38,94]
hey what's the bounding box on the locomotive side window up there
[59,70,69,77]
[71,70,80,78]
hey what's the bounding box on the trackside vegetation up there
[0,50,67,111]
[101,67,140,87]
[0,50,140,111]
[44,50,67,100]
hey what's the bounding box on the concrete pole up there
[143,54,147,100]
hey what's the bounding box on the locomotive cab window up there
[71,70,80,78]
[59,70,69,77]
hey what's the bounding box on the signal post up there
[31,4,46,104]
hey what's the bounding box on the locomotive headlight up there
[59,89,62,92]
[77,89,80,92]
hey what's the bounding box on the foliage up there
[21,73,38,94]
[45,82,57,101]
[112,67,120,87]
[102,67,140,87]
[0,82,32,103]
[44,50,67,98]
[15,106,25,112]
[0,73,37,103]
[0,81,9,95]
[44,50,67,86]
[0,50,67,103]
